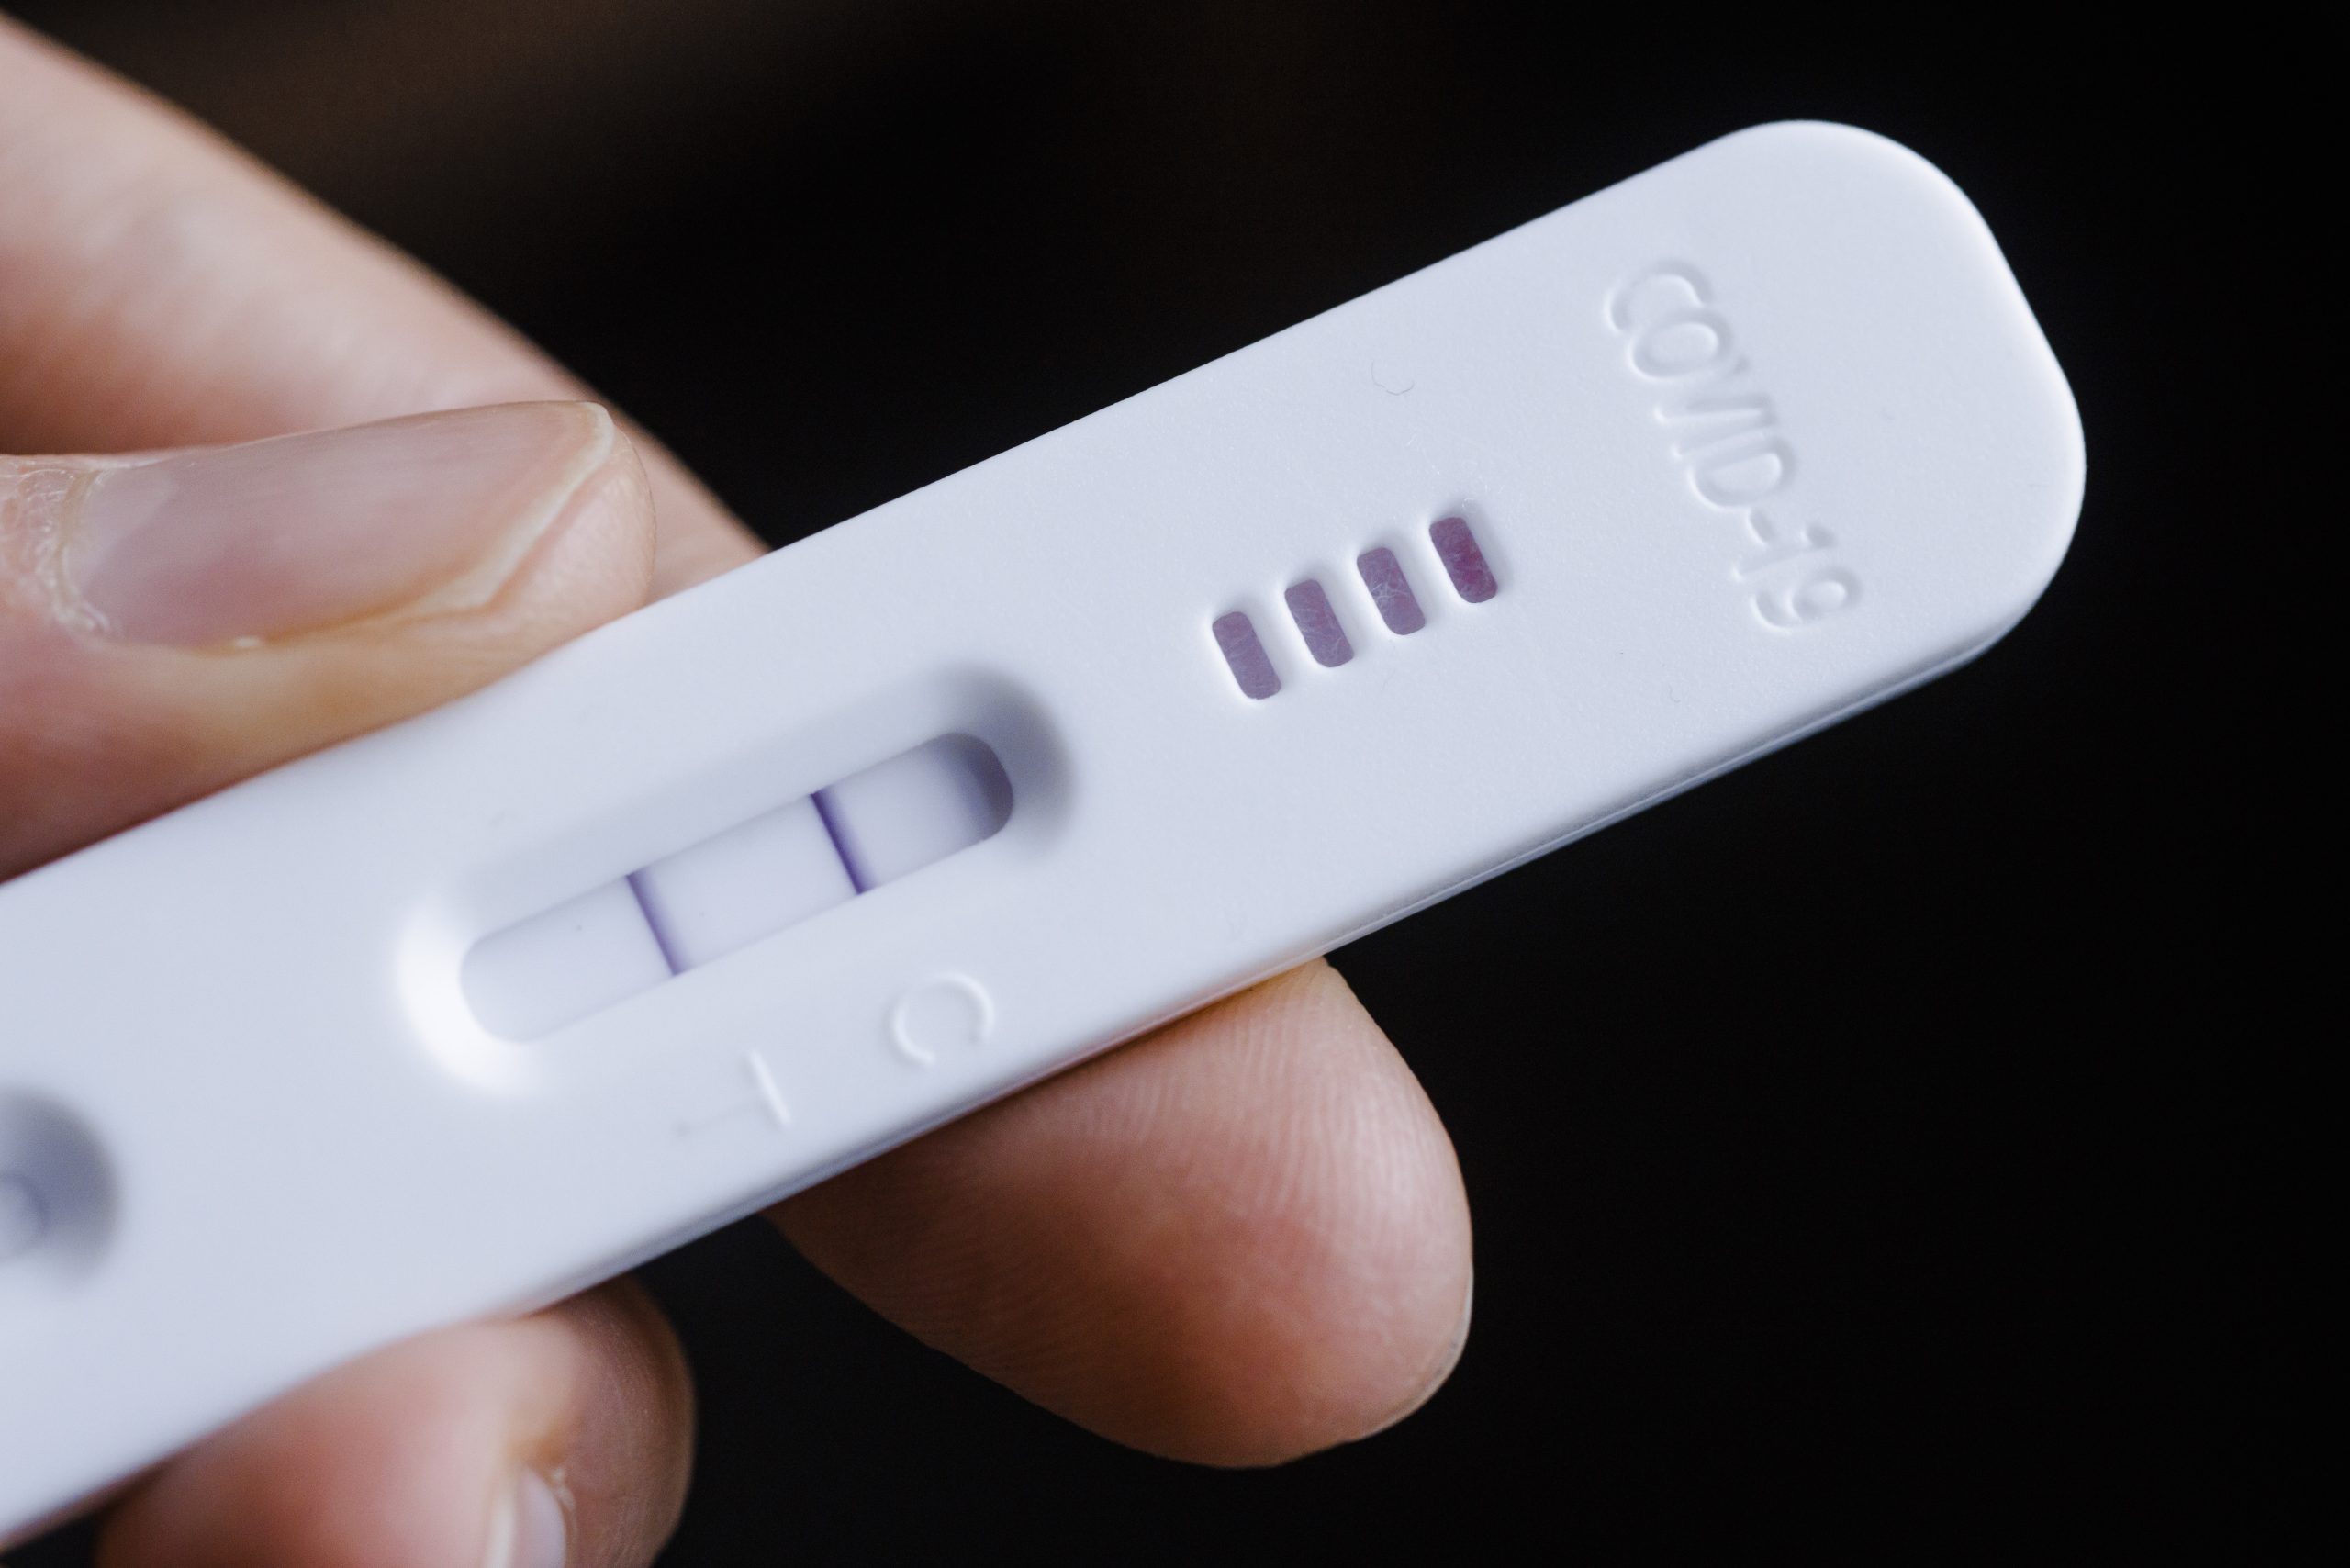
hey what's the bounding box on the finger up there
[0,400,654,873]
[0,17,761,595]
[94,1282,693,1568]
[777,960,1475,1465]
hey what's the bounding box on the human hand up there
[0,17,1472,1564]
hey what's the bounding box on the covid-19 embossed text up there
[1606,260,1859,630]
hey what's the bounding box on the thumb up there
[0,401,657,876]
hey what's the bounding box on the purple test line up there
[811,788,869,893]
[625,869,688,976]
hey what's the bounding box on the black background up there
[11,3,2313,1560]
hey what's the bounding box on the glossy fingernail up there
[61,402,614,645]
[483,1467,570,1568]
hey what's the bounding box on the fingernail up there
[483,1467,570,1568]
[60,402,615,646]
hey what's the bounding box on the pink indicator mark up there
[1283,579,1355,667]
[1430,516,1498,603]
[1355,547,1426,634]
[1213,610,1281,700]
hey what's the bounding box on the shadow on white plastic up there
[0,1093,117,1316]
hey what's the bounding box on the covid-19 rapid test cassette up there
[0,123,2082,1531]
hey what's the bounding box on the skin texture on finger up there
[93,1283,695,1568]
[0,17,762,595]
[0,404,655,875]
[777,960,1476,1466]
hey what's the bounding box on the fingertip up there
[1103,963,1476,1465]
[778,959,1475,1467]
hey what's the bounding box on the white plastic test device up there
[0,123,2082,1531]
